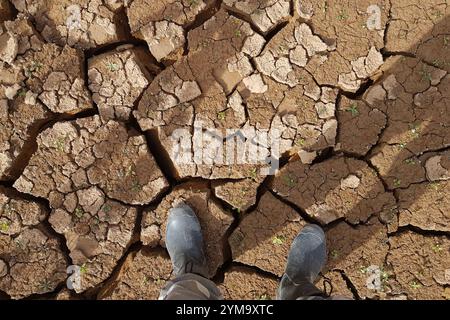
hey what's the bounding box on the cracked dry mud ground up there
[0,0,449,300]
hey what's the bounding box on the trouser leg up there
[277,274,326,300]
[159,273,223,300]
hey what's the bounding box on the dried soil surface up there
[0,0,449,300]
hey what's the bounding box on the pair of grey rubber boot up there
[166,203,327,300]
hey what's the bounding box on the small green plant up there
[432,10,443,19]
[106,61,119,72]
[80,263,88,274]
[25,61,42,76]
[248,167,258,181]
[381,270,390,283]
[2,203,12,214]
[346,104,359,116]
[398,142,407,149]
[393,179,401,188]
[359,266,369,274]
[295,138,305,147]
[272,235,286,245]
[14,238,25,250]
[409,123,420,138]
[55,135,67,152]
[38,279,52,292]
[404,158,416,165]
[131,180,142,192]
[410,280,422,290]
[419,67,432,82]
[102,204,112,213]
[234,29,241,38]
[432,243,443,253]
[282,174,296,188]
[74,207,84,219]
[259,294,270,300]
[217,111,226,121]
[432,59,443,68]
[337,10,348,21]
[125,164,135,177]
[15,88,27,98]
[429,182,440,191]
[154,278,165,285]
[0,221,9,232]
[330,249,339,259]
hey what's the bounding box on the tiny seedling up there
[131,180,142,192]
[346,104,359,116]
[217,111,226,121]
[295,138,305,147]
[38,279,52,292]
[410,280,422,290]
[248,168,258,181]
[235,29,241,38]
[25,61,42,76]
[432,10,443,19]
[404,158,416,165]
[74,207,84,219]
[14,238,25,250]
[398,142,407,149]
[432,59,443,68]
[330,249,339,259]
[106,61,119,72]
[0,221,9,232]
[102,204,112,213]
[2,203,12,214]
[80,263,88,274]
[409,123,420,139]
[125,164,135,177]
[429,182,440,191]
[154,278,165,285]
[272,235,286,245]
[282,174,296,188]
[393,179,401,188]
[337,10,348,21]
[15,89,27,98]
[381,270,390,282]
[359,266,369,274]
[419,68,432,82]
[55,135,67,152]
[432,244,443,253]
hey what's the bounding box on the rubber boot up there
[165,203,209,278]
[277,224,327,300]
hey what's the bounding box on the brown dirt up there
[325,217,390,299]
[11,0,127,50]
[0,186,68,299]
[229,192,306,276]
[88,45,157,121]
[219,265,279,300]
[98,247,173,300]
[0,0,449,300]
[386,231,450,300]
[397,181,449,232]
[212,176,264,212]
[271,157,397,225]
